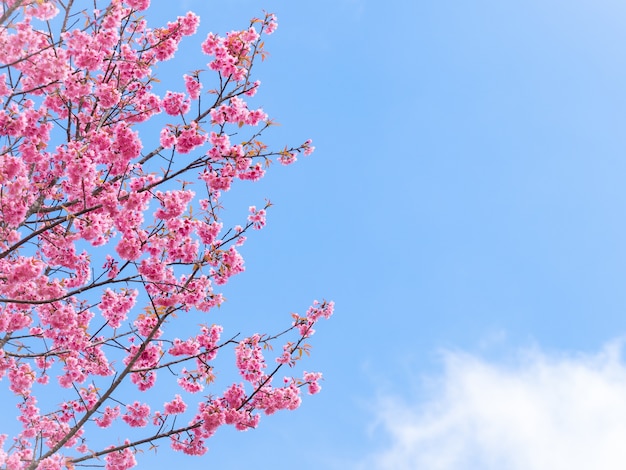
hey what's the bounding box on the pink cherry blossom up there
[184,74,203,100]
[247,206,267,229]
[175,122,207,154]
[95,406,121,429]
[235,334,267,384]
[154,190,195,220]
[162,91,190,116]
[27,2,60,21]
[303,371,323,394]
[104,441,136,470]
[265,14,278,34]
[99,289,138,329]
[164,395,187,415]
[169,338,200,356]
[126,0,150,10]
[160,127,177,148]
[0,6,331,468]
[9,363,35,396]
[122,402,151,428]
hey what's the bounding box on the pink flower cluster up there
[104,440,136,470]
[122,402,151,428]
[184,74,203,100]
[99,289,138,329]
[303,371,323,395]
[162,91,190,116]
[293,300,335,337]
[175,122,207,154]
[0,5,331,469]
[154,190,195,220]
[164,395,187,415]
[247,206,266,230]
[235,334,267,384]
[210,96,267,127]
[146,12,200,61]
[201,30,256,81]
[95,406,121,429]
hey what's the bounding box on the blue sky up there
[135,1,626,469]
[7,1,626,468]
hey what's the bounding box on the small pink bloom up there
[278,152,297,166]
[99,288,137,329]
[122,401,151,428]
[164,395,187,415]
[160,127,177,148]
[184,74,202,100]
[179,12,200,36]
[247,206,266,230]
[126,0,150,10]
[303,371,323,394]
[94,406,120,429]
[162,91,190,116]
[265,14,278,34]
[104,440,136,470]
[154,190,194,220]
[115,234,142,261]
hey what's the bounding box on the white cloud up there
[366,341,626,470]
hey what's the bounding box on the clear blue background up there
[22,1,626,468]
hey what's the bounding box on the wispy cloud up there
[364,341,626,470]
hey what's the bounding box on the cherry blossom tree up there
[0,1,333,468]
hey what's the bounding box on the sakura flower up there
[126,0,150,10]
[247,206,266,230]
[164,395,187,415]
[122,402,151,428]
[99,289,138,329]
[104,441,136,470]
[94,406,120,429]
[265,14,278,34]
[184,74,202,100]
[162,91,190,116]
[302,371,323,394]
